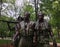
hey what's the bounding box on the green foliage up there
[0,39,11,44]
[2,0,15,4]
[40,0,60,28]
[23,5,36,21]
[2,0,7,3]
[0,16,15,37]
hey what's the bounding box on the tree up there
[23,4,35,21]
[0,16,15,38]
[39,0,60,38]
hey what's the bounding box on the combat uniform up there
[12,16,23,47]
[13,23,21,47]
[35,19,50,47]
[18,21,35,47]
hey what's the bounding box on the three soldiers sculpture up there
[13,12,57,47]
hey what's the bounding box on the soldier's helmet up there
[37,12,44,17]
[37,12,44,19]
[24,12,30,17]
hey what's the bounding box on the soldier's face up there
[24,15,30,19]
[38,15,42,19]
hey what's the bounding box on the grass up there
[0,39,60,44]
[56,38,60,43]
[0,39,12,44]
[50,38,60,43]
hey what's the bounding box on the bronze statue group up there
[12,12,57,47]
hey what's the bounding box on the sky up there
[1,0,50,20]
[1,0,24,18]
[15,0,24,7]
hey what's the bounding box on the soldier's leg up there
[44,41,50,47]
[37,43,49,47]
[18,37,27,47]
[44,43,50,47]
[13,37,20,47]
[27,40,33,47]
[37,43,44,47]
[13,35,21,47]
[18,37,33,47]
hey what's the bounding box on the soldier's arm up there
[13,23,21,40]
[48,24,54,37]
[48,24,57,47]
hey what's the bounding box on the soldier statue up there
[18,12,35,47]
[13,16,23,47]
[35,12,57,47]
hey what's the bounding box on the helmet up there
[24,12,30,16]
[37,12,44,17]
[37,12,44,19]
